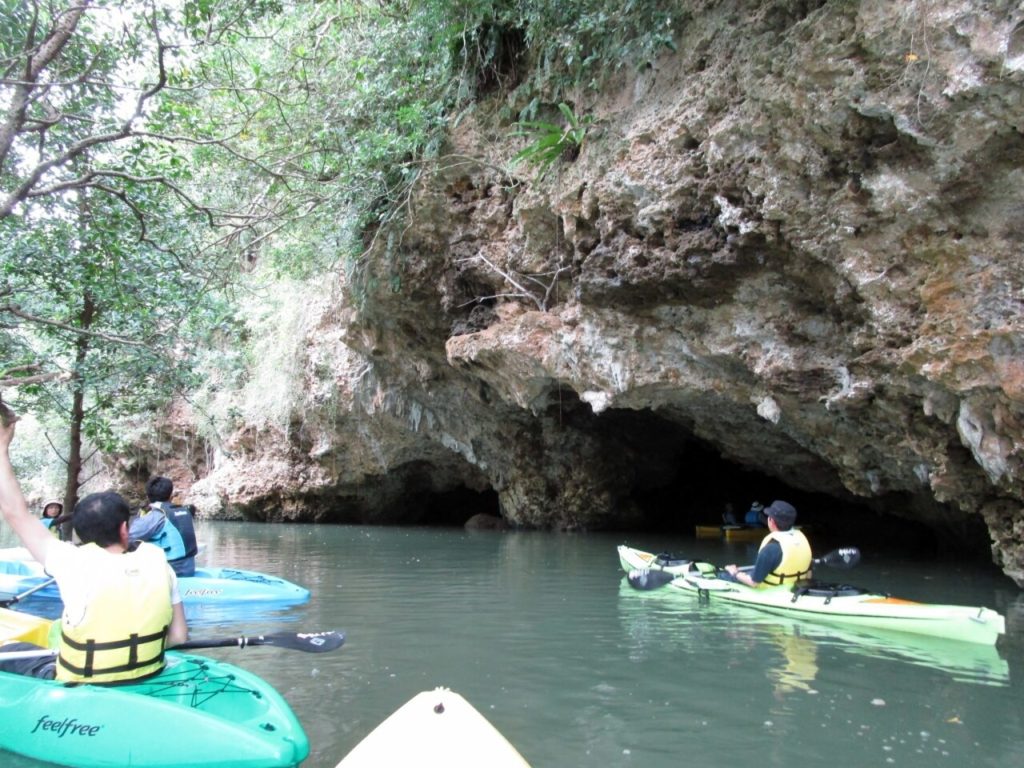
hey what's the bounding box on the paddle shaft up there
[0,577,57,607]
[0,648,56,661]
[0,630,345,662]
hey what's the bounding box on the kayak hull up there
[0,559,309,606]
[696,525,765,542]
[695,525,808,542]
[618,545,1005,645]
[0,606,51,646]
[336,688,531,767]
[0,647,309,768]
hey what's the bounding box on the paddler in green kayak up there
[0,401,189,681]
[721,500,813,587]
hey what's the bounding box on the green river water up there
[3,520,1024,767]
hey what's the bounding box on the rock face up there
[189,1,1024,586]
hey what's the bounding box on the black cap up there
[764,500,797,528]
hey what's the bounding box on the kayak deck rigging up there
[128,656,266,709]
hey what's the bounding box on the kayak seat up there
[790,582,868,604]
[654,553,689,568]
[652,555,716,577]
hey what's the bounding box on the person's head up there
[42,500,63,518]
[146,476,173,503]
[72,491,131,547]
[764,500,797,531]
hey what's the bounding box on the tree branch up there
[0,3,179,219]
[0,370,72,388]
[0,304,147,346]
[0,1,91,175]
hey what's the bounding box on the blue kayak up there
[0,558,310,608]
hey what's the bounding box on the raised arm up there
[0,403,57,564]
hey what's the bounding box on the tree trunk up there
[59,291,95,538]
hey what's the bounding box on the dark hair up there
[146,476,173,503]
[72,492,131,547]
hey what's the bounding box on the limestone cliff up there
[187,1,1024,586]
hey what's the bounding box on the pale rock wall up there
[190,0,1024,585]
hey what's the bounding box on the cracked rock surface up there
[169,2,1023,586]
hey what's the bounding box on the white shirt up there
[43,540,182,629]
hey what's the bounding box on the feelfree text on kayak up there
[30,715,102,738]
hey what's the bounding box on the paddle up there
[626,547,861,591]
[814,547,861,569]
[0,630,346,662]
[177,630,345,653]
[626,568,677,590]
[0,577,57,608]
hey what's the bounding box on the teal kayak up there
[0,650,309,768]
[617,545,1006,646]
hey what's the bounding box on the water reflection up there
[764,625,818,696]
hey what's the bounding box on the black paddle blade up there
[626,568,676,590]
[815,547,861,569]
[258,630,346,653]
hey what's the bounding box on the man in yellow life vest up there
[0,404,188,681]
[722,500,812,587]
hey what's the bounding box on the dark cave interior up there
[414,403,995,563]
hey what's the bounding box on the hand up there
[725,564,738,575]
[0,400,17,448]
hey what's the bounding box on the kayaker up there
[129,475,199,577]
[722,502,738,525]
[40,498,64,538]
[743,500,766,527]
[39,498,75,540]
[0,403,188,681]
[722,500,812,587]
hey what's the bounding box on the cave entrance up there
[373,458,500,528]
[571,404,992,560]
[421,485,501,527]
[394,400,993,559]
[592,407,845,534]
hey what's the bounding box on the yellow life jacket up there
[758,528,813,586]
[56,543,172,683]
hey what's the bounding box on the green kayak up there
[0,650,309,768]
[617,545,1006,646]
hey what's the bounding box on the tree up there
[0,0,249,508]
[0,178,223,508]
